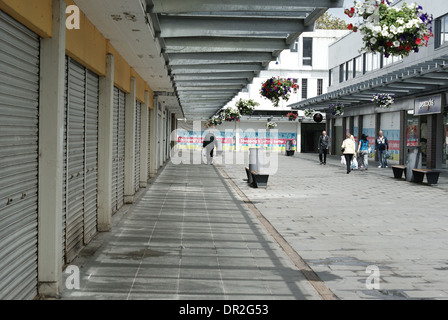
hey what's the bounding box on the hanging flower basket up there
[235,99,259,116]
[205,115,223,128]
[286,112,298,121]
[345,1,434,58]
[266,121,277,129]
[303,109,315,118]
[260,77,299,107]
[223,107,241,122]
[329,103,344,116]
[371,93,395,108]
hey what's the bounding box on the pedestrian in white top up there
[342,132,356,174]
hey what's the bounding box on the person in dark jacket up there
[375,130,389,168]
[318,130,330,165]
[203,131,217,165]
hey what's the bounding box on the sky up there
[328,0,356,21]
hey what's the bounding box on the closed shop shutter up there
[64,58,99,263]
[84,71,99,244]
[0,10,40,300]
[111,87,126,213]
[65,58,86,263]
[147,112,151,179]
[135,101,141,192]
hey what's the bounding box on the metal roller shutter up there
[147,112,151,179]
[135,101,141,192]
[66,59,86,263]
[84,71,99,244]
[64,58,99,263]
[111,88,119,213]
[0,10,40,300]
[111,87,126,213]
[117,90,126,208]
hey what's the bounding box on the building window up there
[302,78,308,99]
[302,37,313,66]
[339,63,345,83]
[330,67,339,86]
[365,52,381,73]
[346,59,354,81]
[435,14,448,48]
[354,55,363,78]
[317,79,323,96]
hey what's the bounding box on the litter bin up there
[285,140,294,156]
[248,148,264,183]
[406,146,422,181]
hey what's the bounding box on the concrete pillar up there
[296,121,301,153]
[140,91,149,187]
[97,54,114,231]
[124,77,136,203]
[38,0,65,297]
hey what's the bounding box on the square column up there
[97,54,114,231]
[139,91,150,187]
[124,77,136,203]
[38,0,66,297]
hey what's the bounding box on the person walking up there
[318,130,330,165]
[375,130,389,168]
[203,131,217,165]
[357,134,370,170]
[342,132,356,174]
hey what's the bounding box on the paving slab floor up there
[60,162,322,300]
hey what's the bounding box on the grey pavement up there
[220,151,448,300]
[60,160,321,300]
[60,150,448,301]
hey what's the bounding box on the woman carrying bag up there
[341,132,356,174]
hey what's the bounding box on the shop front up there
[406,94,446,169]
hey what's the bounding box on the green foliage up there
[315,12,348,30]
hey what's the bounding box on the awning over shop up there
[289,54,448,112]
[146,0,344,119]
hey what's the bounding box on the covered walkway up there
[60,162,322,300]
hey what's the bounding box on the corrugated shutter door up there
[111,87,126,213]
[135,102,141,192]
[111,88,119,213]
[0,10,39,300]
[84,71,99,244]
[147,112,151,179]
[66,59,86,263]
[64,58,99,263]
[117,90,126,208]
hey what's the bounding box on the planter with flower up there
[329,103,344,116]
[303,108,315,118]
[371,93,395,108]
[286,112,298,121]
[205,115,223,128]
[260,77,299,107]
[235,99,259,116]
[345,1,434,58]
[266,121,277,129]
[223,107,241,122]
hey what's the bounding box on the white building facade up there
[291,0,448,169]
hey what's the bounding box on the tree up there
[315,12,348,30]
